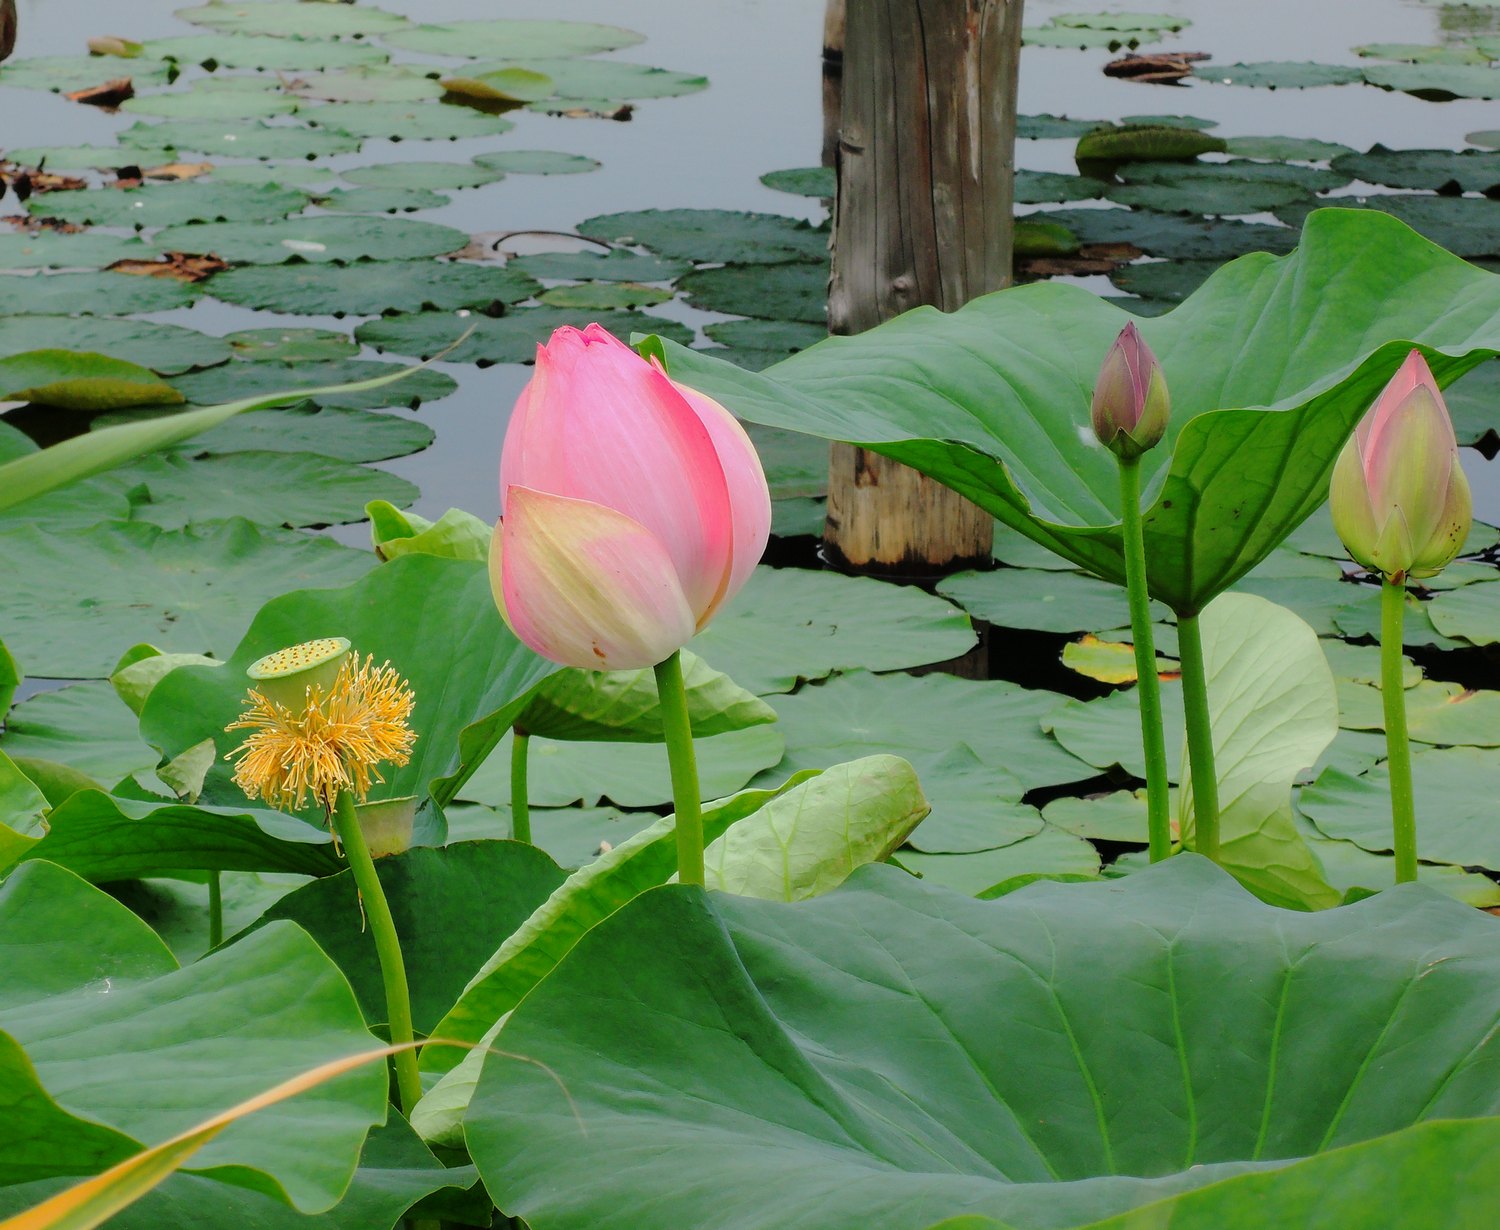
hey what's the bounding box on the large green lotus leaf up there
[1054,12,1190,31]
[169,358,457,410]
[468,856,1500,1228]
[0,681,158,782]
[343,160,502,190]
[0,861,386,1207]
[312,184,450,214]
[539,282,672,310]
[1427,575,1500,643]
[900,822,1101,895]
[473,149,600,176]
[579,208,830,265]
[0,316,228,376]
[759,669,1089,795]
[155,404,434,464]
[1192,60,1363,88]
[461,725,785,809]
[120,88,299,120]
[687,566,976,694]
[247,840,567,1032]
[1441,357,1500,448]
[1224,134,1355,161]
[1355,41,1493,65]
[1108,177,1308,217]
[96,449,418,530]
[0,350,180,412]
[1333,144,1500,192]
[223,327,357,364]
[154,216,468,265]
[679,262,827,324]
[443,801,655,867]
[0,271,198,316]
[0,232,159,270]
[1013,171,1107,204]
[139,555,558,818]
[1363,60,1500,99]
[286,67,444,105]
[178,2,411,37]
[1045,680,1187,781]
[1043,790,1150,843]
[1302,747,1500,870]
[381,19,643,58]
[1336,678,1500,745]
[0,519,375,679]
[1175,594,1339,910]
[1023,208,1296,261]
[205,259,539,316]
[4,789,339,880]
[1016,113,1108,138]
[937,567,1169,633]
[655,210,1500,613]
[29,182,308,230]
[2,144,175,170]
[506,249,690,283]
[140,32,390,70]
[1119,158,1347,194]
[1021,25,1153,50]
[356,307,692,364]
[0,54,170,92]
[517,651,776,743]
[306,100,516,141]
[464,57,707,102]
[119,118,363,160]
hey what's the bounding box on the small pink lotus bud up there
[1091,322,1170,460]
[492,324,771,671]
[1330,350,1472,581]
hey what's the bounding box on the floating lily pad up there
[1427,578,1500,645]
[0,426,131,532]
[1053,12,1189,31]
[1028,208,1298,259]
[205,162,335,187]
[1016,113,1108,139]
[1354,42,1493,66]
[0,518,375,678]
[311,185,451,214]
[1442,357,1500,448]
[1119,158,1348,192]
[140,33,391,71]
[1014,170,1108,204]
[381,19,644,59]
[1275,194,1500,258]
[759,166,836,197]
[1338,679,1500,746]
[307,100,516,141]
[471,149,600,176]
[991,521,1078,570]
[342,160,503,190]
[899,823,1102,893]
[1119,114,1218,130]
[1045,680,1187,782]
[538,282,673,310]
[466,57,707,102]
[0,680,158,783]
[223,327,357,363]
[678,262,827,324]
[440,67,555,104]
[284,66,443,104]
[579,208,830,265]
[1191,61,1363,88]
[176,2,411,37]
[0,271,198,316]
[1332,144,1500,193]
[168,358,456,410]
[1022,25,1153,50]
[154,403,433,464]
[0,55,172,93]
[154,215,469,264]
[120,88,298,120]
[1109,258,1223,301]
[504,248,689,282]
[688,566,976,695]
[1042,789,1150,843]
[119,118,362,161]
[1075,126,1227,162]
[0,231,160,270]
[355,307,692,365]
[2,144,177,171]
[1108,176,1309,216]
[702,318,826,356]
[1333,590,1469,652]
[28,182,308,229]
[1363,61,1500,100]
[1014,219,1080,256]
[0,316,228,375]
[0,349,179,412]
[1224,134,1356,161]
[205,259,538,316]
[937,567,1167,633]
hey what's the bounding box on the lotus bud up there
[492,323,771,671]
[1091,322,1170,460]
[1330,350,1472,581]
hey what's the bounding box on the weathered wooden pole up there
[824,0,1024,575]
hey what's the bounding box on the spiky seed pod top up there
[226,650,416,813]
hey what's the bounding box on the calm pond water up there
[4,0,1499,527]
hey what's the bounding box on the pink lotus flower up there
[1330,350,1471,580]
[1091,322,1170,460]
[491,324,771,670]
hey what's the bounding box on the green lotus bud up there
[1091,322,1170,460]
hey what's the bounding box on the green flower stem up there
[653,650,705,887]
[510,727,531,845]
[1175,612,1220,862]
[331,790,422,1115]
[1117,457,1172,862]
[1382,577,1419,883]
[207,870,223,949]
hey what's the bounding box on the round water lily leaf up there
[1074,125,1226,162]
[307,100,516,141]
[1301,747,1500,870]
[472,149,600,176]
[1013,170,1107,204]
[1108,177,1309,217]
[1337,678,1500,745]
[1224,134,1355,161]
[0,271,199,316]
[467,56,707,102]
[899,824,1101,894]
[688,566,975,695]
[140,32,391,71]
[1363,61,1500,100]
[1031,207,1298,259]
[1441,358,1500,447]
[1118,158,1348,193]
[207,160,337,186]
[120,88,299,119]
[224,327,357,363]
[1053,12,1189,31]
[1354,42,1493,65]
[1022,25,1153,50]
[0,316,229,375]
[0,349,180,413]
[442,801,653,866]
[2,143,176,170]
[1333,144,1500,193]
[154,215,468,264]
[469,858,1500,1229]
[1046,679,1186,781]
[311,185,450,214]
[678,262,828,324]
[0,231,161,270]
[538,282,672,310]
[1016,113,1108,139]
[1427,575,1500,644]
[286,66,443,104]
[0,680,158,783]
[343,160,503,190]
[176,2,412,37]
[355,307,692,364]
[505,248,689,283]
[1191,61,1363,88]
[579,208,830,265]
[0,54,172,93]
[937,567,1166,633]
[1109,258,1222,301]
[120,118,362,161]
[759,166,836,197]
[29,182,308,229]
[703,318,827,356]
[1333,589,1469,651]
[381,19,644,59]
[206,259,538,316]
[153,404,434,464]
[169,358,456,410]
[991,521,1076,570]
[0,518,375,678]
[1119,113,1217,130]
[1043,789,1150,842]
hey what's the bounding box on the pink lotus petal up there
[493,486,696,671]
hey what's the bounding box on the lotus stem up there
[1381,578,1418,883]
[1175,612,1220,862]
[510,727,532,845]
[331,790,422,1115]
[653,650,705,886]
[1117,457,1172,861]
[207,871,223,949]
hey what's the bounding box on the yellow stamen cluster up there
[226,654,417,813]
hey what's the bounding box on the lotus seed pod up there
[245,637,352,710]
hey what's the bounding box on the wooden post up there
[824,0,1024,576]
[1,0,17,64]
[821,0,845,169]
